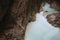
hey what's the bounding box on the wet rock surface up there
[46,13,60,28]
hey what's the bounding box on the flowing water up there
[25,3,60,40]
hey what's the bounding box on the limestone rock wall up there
[0,0,42,40]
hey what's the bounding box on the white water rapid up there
[25,3,60,40]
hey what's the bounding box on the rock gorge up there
[0,0,60,40]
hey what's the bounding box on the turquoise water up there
[25,3,59,40]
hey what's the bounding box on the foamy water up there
[25,3,59,40]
